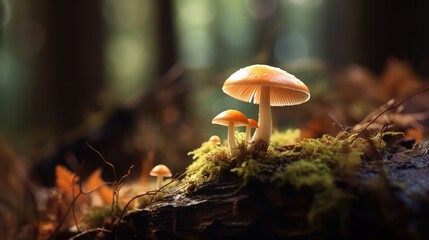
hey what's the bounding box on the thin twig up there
[80,181,114,195]
[86,143,117,182]
[329,113,346,131]
[68,228,112,240]
[351,86,429,142]
[117,164,205,224]
[72,173,82,233]
[48,191,83,240]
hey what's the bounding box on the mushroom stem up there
[227,121,240,157]
[245,125,251,145]
[156,176,164,189]
[250,86,272,148]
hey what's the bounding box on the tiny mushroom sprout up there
[150,164,172,189]
[208,135,222,146]
[222,64,310,151]
[245,118,259,145]
[212,109,249,157]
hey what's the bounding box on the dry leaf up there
[55,165,79,197]
[84,168,113,205]
[405,128,424,143]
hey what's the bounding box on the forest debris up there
[405,128,424,142]
[84,168,113,205]
[352,100,429,134]
[303,59,428,138]
[55,165,80,198]
[379,58,424,99]
[0,136,36,239]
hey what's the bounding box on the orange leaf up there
[405,128,424,143]
[84,168,113,205]
[55,165,80,197]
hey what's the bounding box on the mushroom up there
[222,64,310,151]
[245,118,259,145]
[208,135,222,146]
[150,164,172,189]
[212,109,248,157]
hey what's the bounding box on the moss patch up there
[79,206,112,230]
[271,129,302,146]
[183,130,399,227]
[183,141,231,187]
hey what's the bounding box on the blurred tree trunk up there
[155,0,177,77]
[31,0,105,132]
[133,0,192,171]
[138,0,189,129]
[324,0,429,77]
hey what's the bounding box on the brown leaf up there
[55,165,80,197]
[84,168,113,205]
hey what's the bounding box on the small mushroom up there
[208,135,222,145]
[212,109,248,157]
[245,118,259,145]
[223,64,310,151]
[150,164,172,189]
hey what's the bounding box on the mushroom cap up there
[208,135,222,145]
[212,109,248,126]
[150,164,172,177]
[247,118,259,128]
[222,64,310,106]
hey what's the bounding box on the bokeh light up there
[0,0,11,27]
[274,32,309,63]
[180,30,215,69]
[0,50,11,86]
[246,0,277,19]
[106,32,149,100]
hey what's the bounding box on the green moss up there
[134,180,181,209]
[183,141,231,187]
[271,159,350,226]
[184,130,398,227]
[135,192,165,209]
[231,158,274,186]
[250,132,398,226]
[79,206,112,230]
[271,129,302,146]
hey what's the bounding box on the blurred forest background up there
[1,0,429,185]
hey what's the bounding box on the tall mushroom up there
[245,119,258,145]
[212,109,248,157]
[222,64,310,151]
